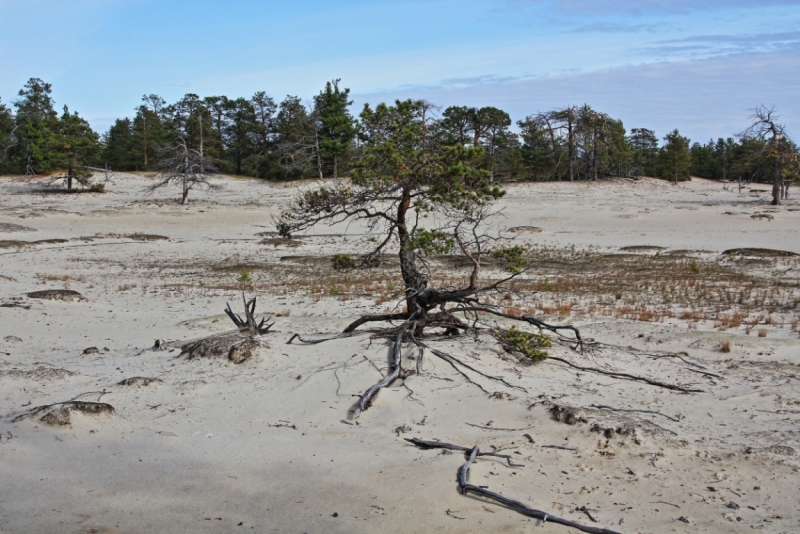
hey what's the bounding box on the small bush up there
[331,254,356,271]
[237,268,254,291]
[493,325,552,363]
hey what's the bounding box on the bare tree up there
[740,106,795,205]
[148,138,219,204]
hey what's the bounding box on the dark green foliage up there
[102,118,135,170]
[331,254,356,271]
[658,129,692,183]
[492,246,528,274]
[0,97,16,173]
[314,80,355,178]
[1,79,100,180]
[493,326,551,363]
[628,128,658,177]
[13,78,61,173]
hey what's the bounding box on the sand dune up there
[1,173,799,533]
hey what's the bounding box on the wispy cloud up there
[565,22,659,33]
[506,0,800,17]
[354,52,800,142]
[644,30,800,57]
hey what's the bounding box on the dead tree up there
[278,99,584,413]
[148,137,219,204]
[740,106,796,206]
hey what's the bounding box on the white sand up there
[1,174,799,533]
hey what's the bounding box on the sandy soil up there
[1,174,799,533]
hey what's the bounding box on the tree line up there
[1,77,797,199]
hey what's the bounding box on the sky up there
[1,0,799,142]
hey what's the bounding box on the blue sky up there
[1,0,798,142]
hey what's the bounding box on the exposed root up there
[225,293,274,335]
[358,312,417,411]
[407,439,621,534]
[13,401,115,425]
[547,355,703,393]
[404,437,523,467]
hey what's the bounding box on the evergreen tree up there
[250,91,277,177]
[224,97,257,176]
[13,78,60,174]
[0,97,16,173]
[658,129,692,183]
[203,95,231,169]
[132,95,168,170]
[628,128,658,177]
[57,105,101,189]
[314,79,355,178]
[518,114,559,181]
[274,95,321,180]
[102,118,136,171]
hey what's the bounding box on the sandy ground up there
[0,174,799,534]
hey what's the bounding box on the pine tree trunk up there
[67,165,73,190]
[182,153,189,205]
[772,159,781,205]
[568,118,574,182]
[199,119,205,173]
[396,186,427,318]
[333,155,338,179]
[143,116,148,168]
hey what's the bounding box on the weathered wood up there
[458,446,621,534]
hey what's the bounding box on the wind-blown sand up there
[0,174,798,533]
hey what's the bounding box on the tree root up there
[358,313,417,411]
[589,404,680,422]
[407,439,621,534]
[343,312,407,333]
[286,332,364,344]
[404,437,523,467]
[423,345,527,394]
[547,356,703,393]
[225,293,273,335]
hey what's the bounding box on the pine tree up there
[314,80,355,178]
[13,78,60,174]
[658,129,692,183]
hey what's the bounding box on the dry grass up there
[66,242,800,335]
